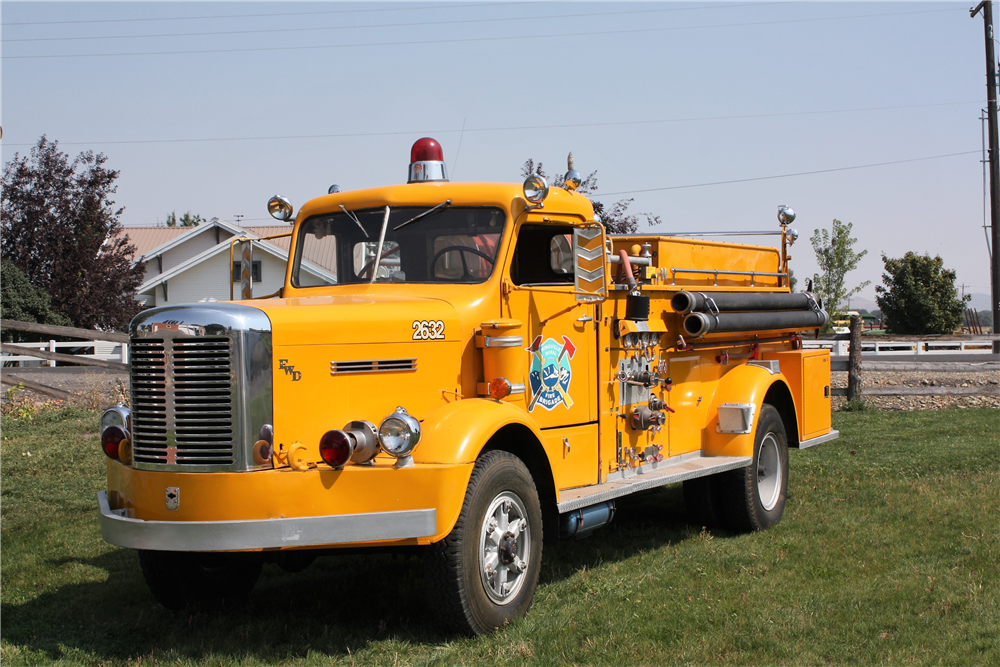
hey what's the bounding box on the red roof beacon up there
[407,137,449,183]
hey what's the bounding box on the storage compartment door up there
[802,353,832,439]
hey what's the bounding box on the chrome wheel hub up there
[479,492,530,605]
[757,433,782,511]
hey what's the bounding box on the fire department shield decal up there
[526,335,576,411]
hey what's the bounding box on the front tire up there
[720,404,789,532]
[138,550,262,610]
[428,450,543,635]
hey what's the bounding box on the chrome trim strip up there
[798,429,840,449]
[483,335,523,348]
[747,360,781,374]
[329,358,417,375]
[557,455,752,513]
[97,491,437,551]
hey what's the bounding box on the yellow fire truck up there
[98,138,837,634]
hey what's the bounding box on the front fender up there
[704,364,791,458]
[414,398,546,465]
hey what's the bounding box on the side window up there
[550,234,573,274]
[511,225,575,286]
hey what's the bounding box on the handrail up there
[667,267,787,287]
[229,232,293,300]
[660,230,783,237]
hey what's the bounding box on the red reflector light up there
[101,425,128,459]
[410,137,444,163]
[319,429,354,468]
[488,377,513,400]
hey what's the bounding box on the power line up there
[599,151,980,196]
[3,101,980,148]
[5,7,961,61]
[221,151,980,223]
[2,2,527,27]
[6,3,777,43]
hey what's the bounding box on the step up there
[557,453,752,513]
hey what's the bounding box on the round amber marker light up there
[488,377,512,400]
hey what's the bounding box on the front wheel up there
[719,403,790,532]
[428,450,543,635]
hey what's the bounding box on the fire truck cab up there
[98,138,837,635]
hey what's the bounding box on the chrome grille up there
[330,358,417,375]
[131,336,236,467]
[130,339,167,452]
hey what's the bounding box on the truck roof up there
[295,181,597,223]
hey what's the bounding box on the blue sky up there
[2,1,995,305]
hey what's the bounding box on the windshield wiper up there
[339,205,369,238]
[393,199,451,231]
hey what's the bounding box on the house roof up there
[119,218,274,263]
[119,227,189,258]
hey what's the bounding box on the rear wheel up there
[138,550,262,610]
[719,404,789,532]
[427,450,542,635]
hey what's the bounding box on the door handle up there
[576,315,593,323]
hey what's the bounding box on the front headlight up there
[101,405,131,433]
[378,407,421,458]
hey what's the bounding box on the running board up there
[557,453,752,513]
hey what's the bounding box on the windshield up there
[291,206,506,287]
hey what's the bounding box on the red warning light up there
[410,137,444,163]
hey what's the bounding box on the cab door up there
[504,222,598,429]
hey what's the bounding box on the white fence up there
[1,340,129,367]
[803,337,995,356]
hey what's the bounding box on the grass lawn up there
[2,407,997,666]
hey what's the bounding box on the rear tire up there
[719,404,789,532]
[427,450,543,635]
[138,550,262,610]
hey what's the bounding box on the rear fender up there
[704,364,793,458]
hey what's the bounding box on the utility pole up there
[972,1,1000,351]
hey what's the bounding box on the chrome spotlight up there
[523,175,549,206]
[268,195,294,222]
[777,205,795,226]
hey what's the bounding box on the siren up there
[408,137,449,183]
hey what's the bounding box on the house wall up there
[141,250,288,307]
[161,229,236,274]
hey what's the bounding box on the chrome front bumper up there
[97,491,437,552]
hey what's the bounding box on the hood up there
[250,294,463,347]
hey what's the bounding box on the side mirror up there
[573,224,607,302]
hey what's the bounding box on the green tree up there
[0,260,73,342]
[165,210,204,227]
[810,219,869,326]
[521,156,661,234]
[1,136,144,330]
[875,252,967,334]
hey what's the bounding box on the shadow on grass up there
[2,485,710,661]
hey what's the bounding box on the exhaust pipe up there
[683,309,829,337]
[671,290,823,315]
